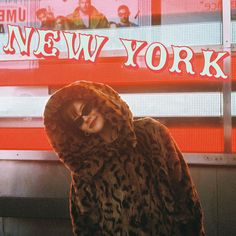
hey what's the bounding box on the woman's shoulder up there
[134,117,172,142]
[134,117,166,131]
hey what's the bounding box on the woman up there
[54,16,70,30]
[44,80,205,236]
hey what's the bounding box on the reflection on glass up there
[117,5,138,27]
[160,0,222,24]
[0,0,140,31]
[0,0,230,32]
[36,0,139,30]
[232,1,236,20]
[36,7,55,29]
[0,0,29,34]
[0,24,4,34]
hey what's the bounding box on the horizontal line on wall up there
[0,92,226,117]
[0,150,235,166]
[0,117,226,128]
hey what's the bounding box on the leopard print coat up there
[44,81,205,236]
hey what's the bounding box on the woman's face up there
[67,100,105,134]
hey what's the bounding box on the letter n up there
[3,25,34,56]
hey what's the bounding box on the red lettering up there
[0,8,26,23]
[7,10,16,22]
[18,8,26,22]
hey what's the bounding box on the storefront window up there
[0,0,235,159]
[159,0,222,25]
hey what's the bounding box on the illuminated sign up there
[2,24,229,80]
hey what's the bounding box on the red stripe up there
[232,54,236,82]
[0,128,51,150]
[168,127,224,153]
[233,128,236,153]
[0,127,226,152]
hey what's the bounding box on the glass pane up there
[159,0,222,24]
[37,0,139,29]
[232,52,236,153]
[0,0,230,155]
[152,0,225,25]
[152,0,223,46]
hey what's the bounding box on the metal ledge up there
[0,150,236,166]
[0,197,69,218]
[0,150,58,161]
[184,153,236,166]
[0,117,225,128]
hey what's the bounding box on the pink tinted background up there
[39,0,138,24]
[39,0,236,15]
[162,0,224,14]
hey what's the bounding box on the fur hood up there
[44,80,137,173]
[44,81,205,236]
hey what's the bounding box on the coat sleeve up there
[69,179,103,236]
[99,14,109,28]
[150,119,205,236]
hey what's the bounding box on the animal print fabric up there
[44,80,205,236]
